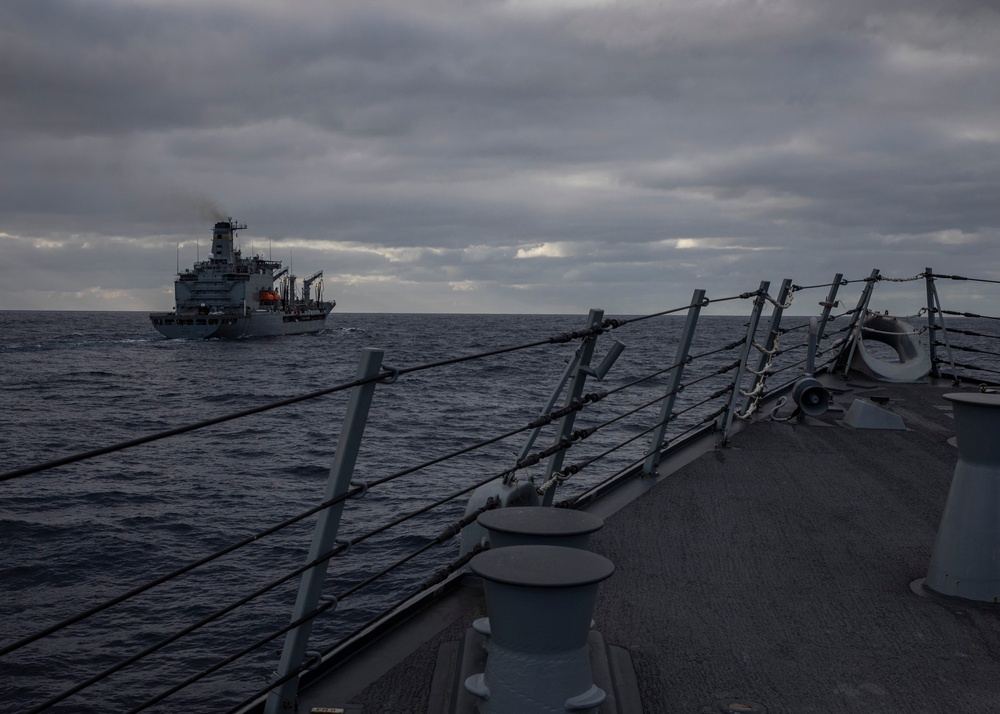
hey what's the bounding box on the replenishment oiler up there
[149,218,335,339]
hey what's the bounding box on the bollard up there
[474,507,603,637]
[477,507,604,550]
[465,545,614,714]
[925,393,1000,602]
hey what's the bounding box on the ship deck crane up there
[301,270,323,303]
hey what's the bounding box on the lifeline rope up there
[736,332,781,420]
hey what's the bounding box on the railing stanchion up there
[740,278,793,415]
[924,267,939,376]
[924,267,958,381]
[815,273,843,345]
[265,347,386,714]
[718,281,769,445]
[835,269,880,376]
[642,289,705,476]
[539,309,603,506]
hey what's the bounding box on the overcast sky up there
[1,0,998,315]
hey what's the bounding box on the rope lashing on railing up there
[736,333,781,420]
[764,291,793,309]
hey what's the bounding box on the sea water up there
[2,309,989,713]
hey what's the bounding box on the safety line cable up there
[566,419,719,508]
[791,279,846,292]
[0,484,363,659]
[27,456,517,713]
[935,342,1000,358]
[552,388,732,492]
[25,525,350,713]
[0,374,374,482]
[600,290,763,330]
[4,299,747,484]
[942,327,1000,340]
[931,273,1000,285]
[133,500,500,712]
[941,361,1000,376]
[570,382,732,483]
[935,308,1000,321]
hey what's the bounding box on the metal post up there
[265,348,385,714]
[516,351,584,469]
[642,289,706,477]
[924,267,940,377]
[815,273,843,345]
[718,281,769,445]
[740,278,793,415]
[539,309,603,506]
[836,269,880,376]
[925,268,958,381]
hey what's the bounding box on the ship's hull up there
[149,309,331,339]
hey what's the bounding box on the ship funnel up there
[924,393,1000,602]
[211,221,235,264]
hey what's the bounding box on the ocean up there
[1,308,990,713]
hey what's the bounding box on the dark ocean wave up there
[2,310,992,713]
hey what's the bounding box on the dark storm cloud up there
[1,0,999,313]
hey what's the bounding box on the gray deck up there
[299,378,1000,713]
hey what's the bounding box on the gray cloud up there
[1,0,999,315]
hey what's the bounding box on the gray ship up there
[149,218,335,339]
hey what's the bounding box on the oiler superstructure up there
[149,219,334,339]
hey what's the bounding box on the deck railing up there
[2,269,997,713]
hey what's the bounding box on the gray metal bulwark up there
[265,348,386,714]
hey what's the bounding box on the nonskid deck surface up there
[301,378,1000,713]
